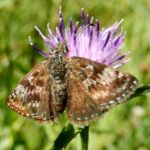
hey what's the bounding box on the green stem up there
[80,126,89,150]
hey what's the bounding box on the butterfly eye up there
[64,45,68,52]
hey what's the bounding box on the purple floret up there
[30,7,130,68]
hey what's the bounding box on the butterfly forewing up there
[7,60,58,122]
[67,57,138,125]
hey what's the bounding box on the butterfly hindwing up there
[67,57,138,125]
[67,73,104,126]
[7,60,58,122]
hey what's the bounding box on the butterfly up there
[7,42,138,126]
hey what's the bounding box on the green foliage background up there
[0,0,150,150]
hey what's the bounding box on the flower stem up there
[80,126,89,150]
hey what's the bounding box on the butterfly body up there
[7,43,138,126]
[49,43,68,113]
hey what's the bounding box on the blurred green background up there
[0,0,150,150]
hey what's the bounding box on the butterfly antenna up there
[73,24,95,37]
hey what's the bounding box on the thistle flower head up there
[29,7,130,68]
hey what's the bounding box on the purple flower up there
[29,7,130,68]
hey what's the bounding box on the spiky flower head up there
[29,7,130,68]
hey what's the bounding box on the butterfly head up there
[54,42,68,56]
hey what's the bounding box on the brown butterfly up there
[7,43,138,126]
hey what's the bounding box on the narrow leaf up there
[50,123,79,150]
[131,84,150,98]
[79,126,89,150]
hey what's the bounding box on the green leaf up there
[131,84,150,98]
[50,123,79,150]
[79,126,89,150]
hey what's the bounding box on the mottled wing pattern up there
[7,60,58,122]
[67,74,104,126]
[67,57,138,126]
